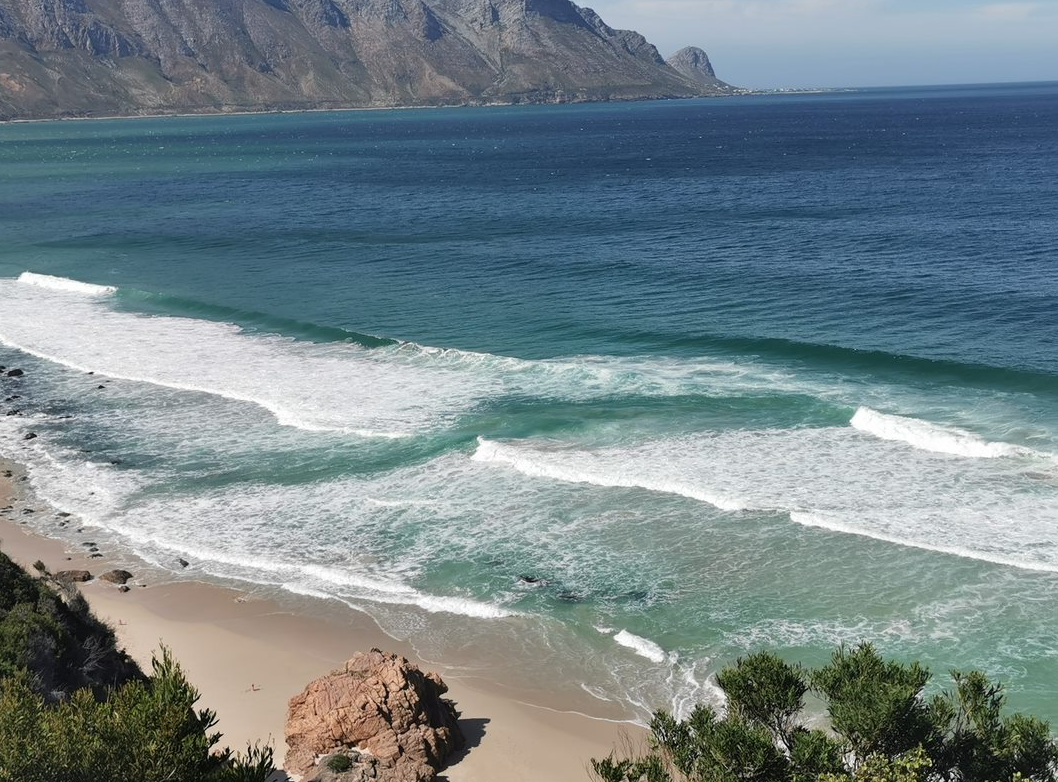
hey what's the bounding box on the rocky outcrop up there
[667,45,730,91]
[286,649,464,782]
[0,0,731,119]
[54,569,92,582]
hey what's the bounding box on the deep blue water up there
[2,82,1057,721]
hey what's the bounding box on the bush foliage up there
[0,550,273,782]
[593,643,1058,782]
[0,550,140,700]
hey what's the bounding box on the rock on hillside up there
[0,0,730,119]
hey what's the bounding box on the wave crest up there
[613,630,669,664]
[472,437,747,511]
[850,407,1027,459]
[18,272,117,296]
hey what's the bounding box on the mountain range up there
[0,0,732,119]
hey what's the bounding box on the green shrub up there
[0,550,273,782]
[0,647,274,782]
[327,753,354,772]
[591,642,1058,782]
[0,549,140,700]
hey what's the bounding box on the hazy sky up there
[586,0,1058,88]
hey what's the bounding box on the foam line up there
[99,520,517,618]
[472,437,746,511]
[790,511,1058,574]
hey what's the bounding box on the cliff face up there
[0,0,729,119]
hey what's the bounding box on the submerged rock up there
[286,649,464,781]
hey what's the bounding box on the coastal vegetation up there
[592,645,1058,782]
[0,549,274,782]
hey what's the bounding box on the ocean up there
[1,81,1057,723]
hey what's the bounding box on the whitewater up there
[2,83,1057,722]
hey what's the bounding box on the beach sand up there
[0,459,640,781]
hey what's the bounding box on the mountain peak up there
[667,45,730,91]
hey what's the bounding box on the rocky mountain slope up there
[667,45,726,91]
[0,0,731,119]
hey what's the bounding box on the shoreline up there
[0,457,641,780]
[0,90,760,127]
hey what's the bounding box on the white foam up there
[17,271,117,296]
[472,437,747,511]
[850,407,1028,459]
[613,630,669,664]
[471,427,1058,574]
[790,511,1058,574]
[0,277,487,437]
[110,526,518,619]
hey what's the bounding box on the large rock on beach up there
[285,649,464,782]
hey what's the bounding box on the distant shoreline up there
[0,90,777,127]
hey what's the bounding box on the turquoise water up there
[2,82,1058,721]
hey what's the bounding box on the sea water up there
[1,82,1057,722]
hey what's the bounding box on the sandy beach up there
[0,458,640,781]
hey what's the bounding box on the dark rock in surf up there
[177,558,189,568]
[5,369,24,378]
[23,432,37,440]
[100,569,133,585]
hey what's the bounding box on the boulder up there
[286,649,464,782]
[100,569,133,584]
[55,570,93,583]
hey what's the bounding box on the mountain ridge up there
[0,0,733,120]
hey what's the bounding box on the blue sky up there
[586,0,1058,88]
